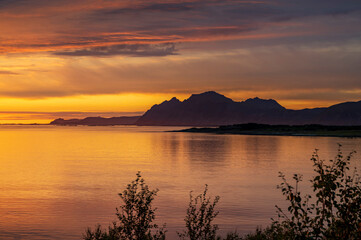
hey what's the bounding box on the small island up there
[175,123,361,138]
[50,116,141,126]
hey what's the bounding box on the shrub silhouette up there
[178,185,220,240]
[269,144,361,239]
[83,172,166,240]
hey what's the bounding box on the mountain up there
[136,91,361,126]
[50,116,140,126]
[50,91,361,126]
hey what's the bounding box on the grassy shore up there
[175,123,361,138]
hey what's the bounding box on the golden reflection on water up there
[0,125,360,239]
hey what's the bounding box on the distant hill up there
[50,116,140,126]
[176,123,361,138]
[136,91,361,126]
[50,91,361,126]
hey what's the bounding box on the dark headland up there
[175,123,361,138]
[51,91,361,136]
[50,116,141,126]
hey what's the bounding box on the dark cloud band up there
[53,43,177,57]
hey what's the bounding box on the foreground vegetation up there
[84,145,361,239]
[177,123,361,138]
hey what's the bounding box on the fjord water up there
[0,126,360,239]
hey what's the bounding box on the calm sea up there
[0,125,360,239]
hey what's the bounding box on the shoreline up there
[173,124,361,138]
[2,123,361,138]
[176,131,361,138]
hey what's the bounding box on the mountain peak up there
[245,97,269,102]
[186,91,233,104]
[149,96,181,111]
[244,97,285,110]
[169,97,180,103]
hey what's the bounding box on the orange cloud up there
[0,0,315,55]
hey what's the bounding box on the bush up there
[178,185,220,240]
[269,144,361,239]
[83,172,166,240]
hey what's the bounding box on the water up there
[0,125,360,239]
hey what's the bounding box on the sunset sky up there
[0,0,361,123]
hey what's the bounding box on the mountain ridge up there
[136,92,361,126]
[50,91,361,126]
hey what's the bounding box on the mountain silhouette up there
[136,91,361,126]
[50,91,361,126]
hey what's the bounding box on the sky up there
[0,0,361,123]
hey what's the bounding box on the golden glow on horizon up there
[0,93,189,124]
[0,92,345,124]
[0,93,189,112]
